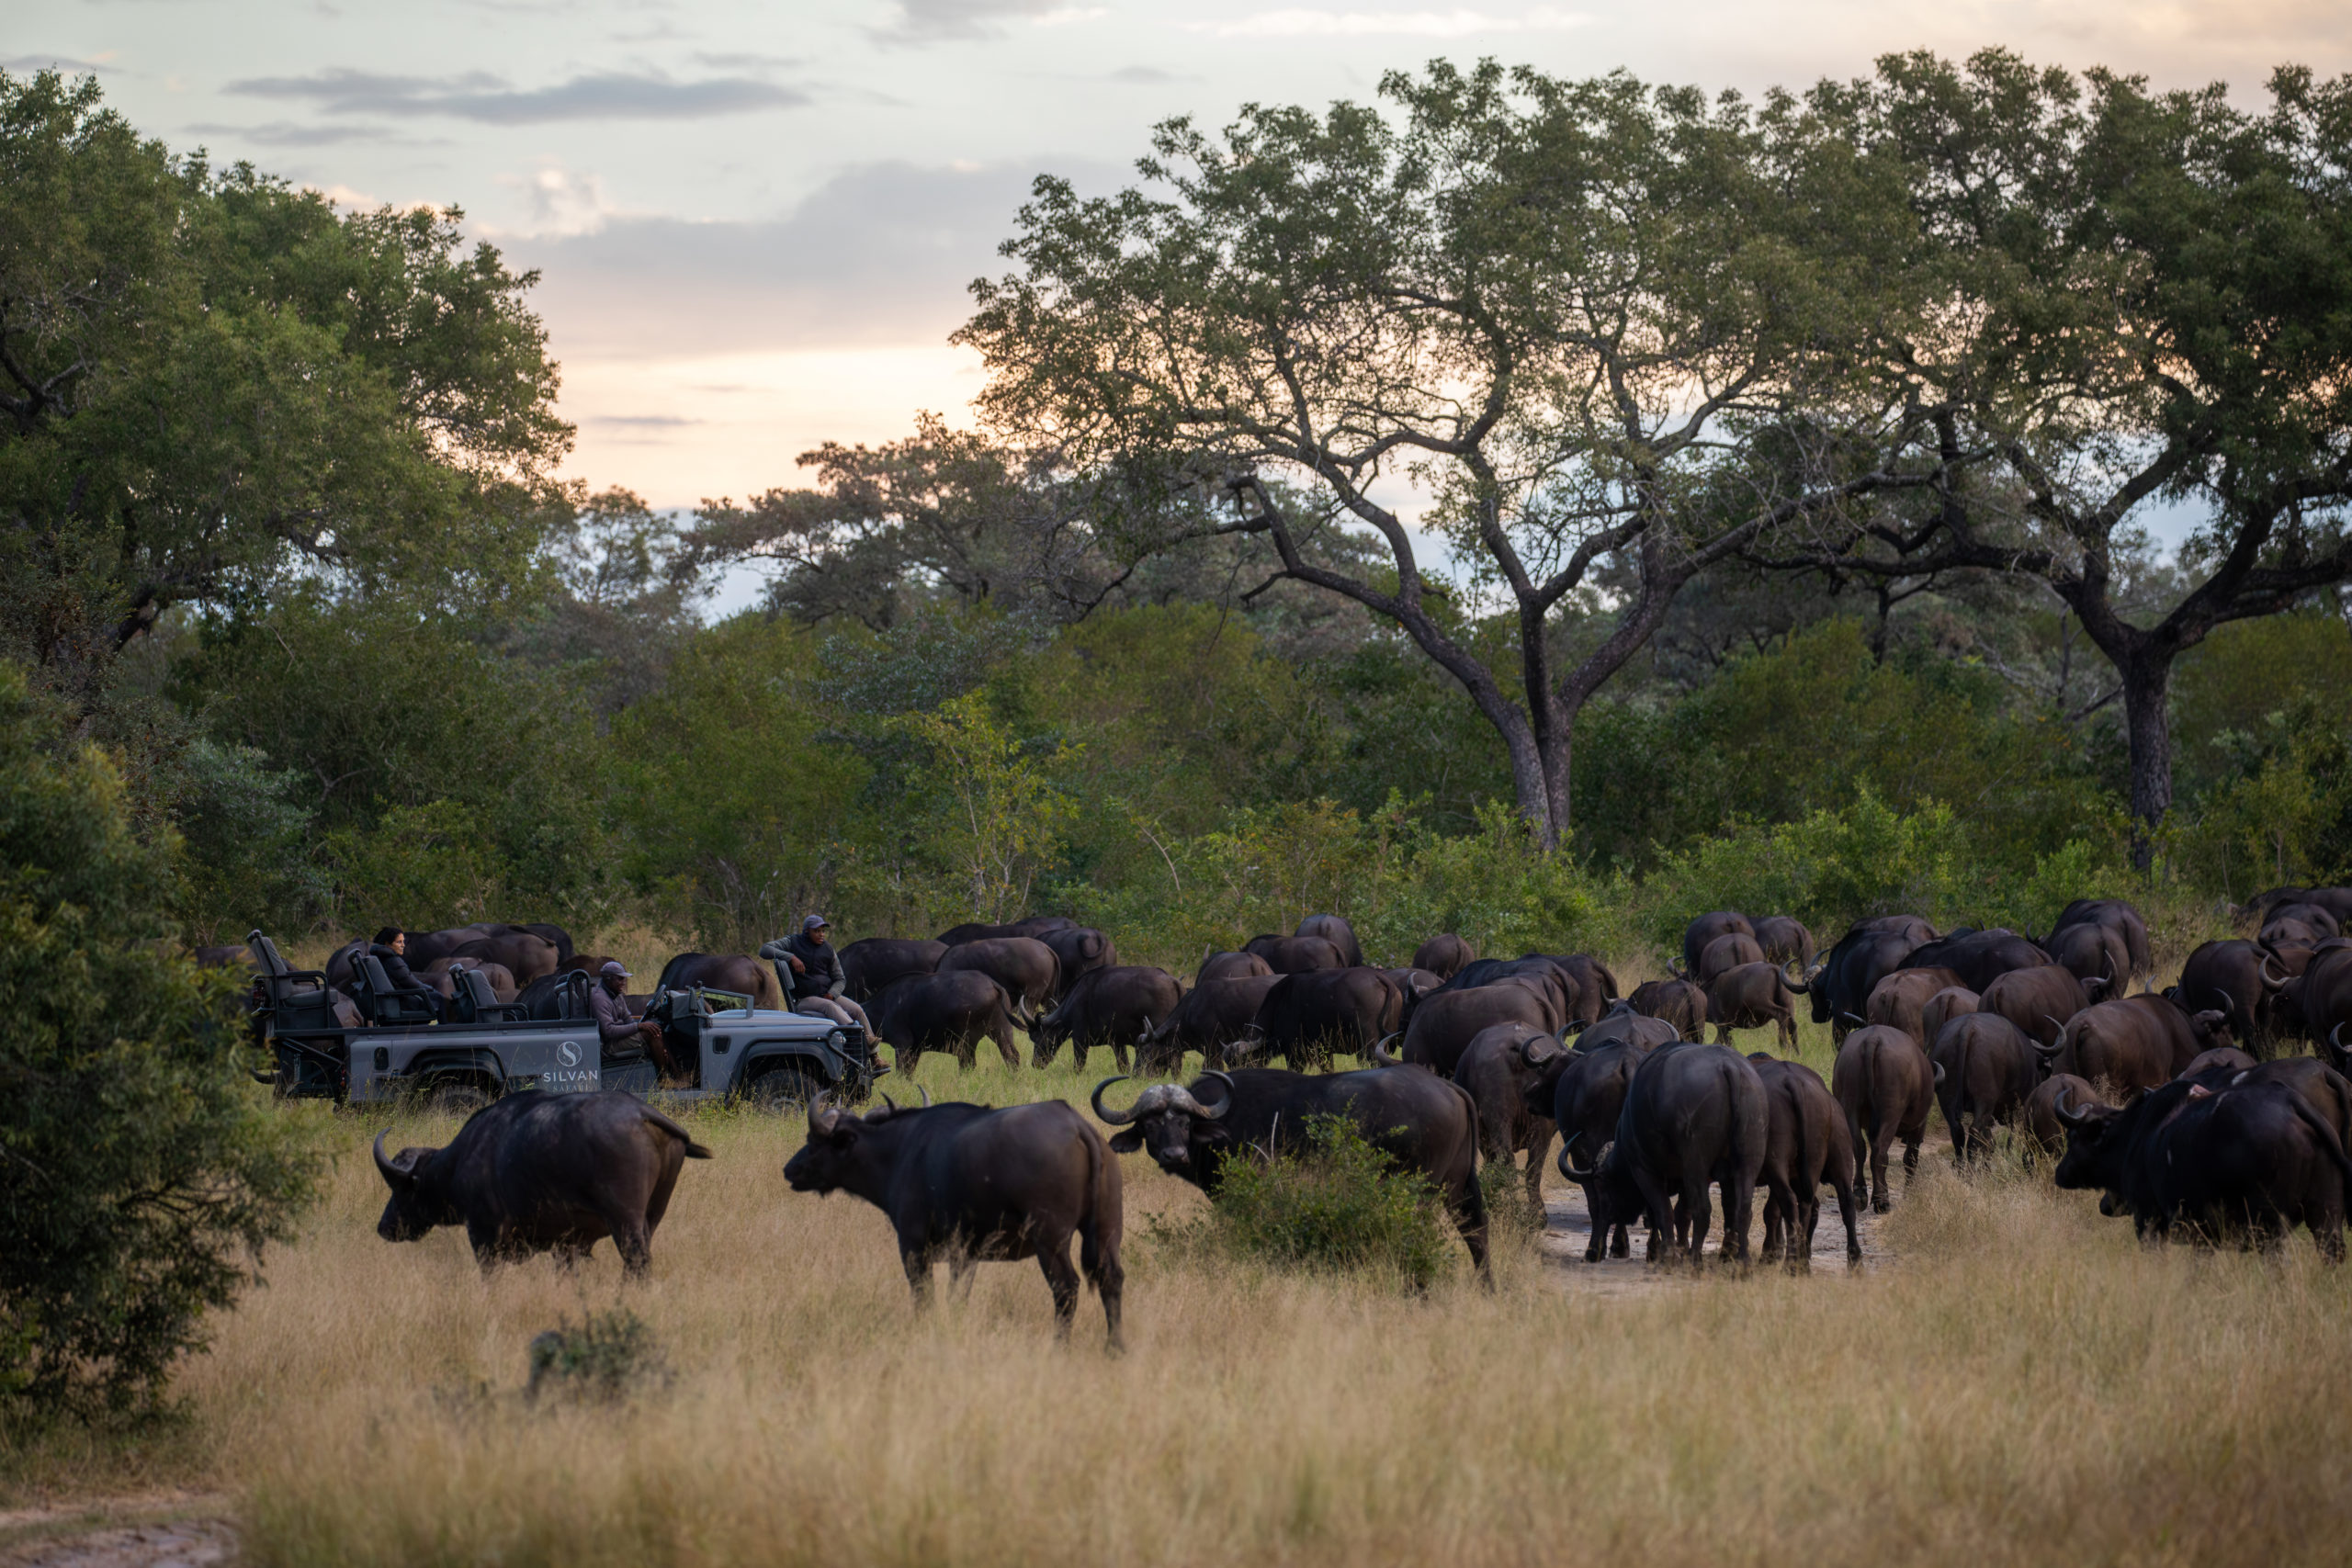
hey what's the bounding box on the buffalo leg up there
[1523,1129,1553,1212]
[1079,1216,1124,1352]
[1776,1009,1797,1054]
[1111,1033,1130,1073]
[903,1249,935,1308]
[1611,1222,1631,1258]
[947,1254,979,1301]
[1679,1168,1714,1265]
[608,1216,653,1280]
[1866,1124,1893,1214]
[988,1021,1021,1069]
[1721,1174,1755,1266]
[1035,1230,1082,1341]
[1758,1175,1793,1263]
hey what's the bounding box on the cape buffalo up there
[2042,898,2152,987]
[1092,1067,1490,1278]
[1039,927,1119,995]
[422,956,518,1004]
[1243,966,1404,1068]
[1904,929,2052,992]
[1747,1055,1862,1266]
[1542,954,1622,1026]
[786,1092,1124,1347]
[935,916,1073,945]
[1413,933,1476,979]
[1865,965,1967,1047]
[1628,978,1707,1038]
[656,952,783,1010]
[2236,1057,2352,1148]
[1198,949,1275,984]
[1751,916,1818,969]
[1813,924,1925,1043]
[1688,931,1766,987]
[1243,933,1349,974]
[1979,963,2096,1049]
[1141,974,1283,1074]
[2052,1076,2352,1259]
[373,1091,711,1276]
[1452,1024,1567,1209]
[1030,964,1183,1072]
[2290,945,2352,1053]
[1918,986,1978,1055]
[1708,961,1813,1053]
[2177,939,2296,1052]
[1384,967,1446,1007]
[1403,978,1562,1077]
[2036,994,2230,1096]
[1682,911,1755,975]
[1551,1040,1647,1260]
[1424,958,1576,1023]
[1930,1012,2038,1164]
[2043,922,2132,995]
[419,928,560,987]
[1295,913,1365,968]
[2025,1072,2104,1158]
[937,938,1060,1019]
[867,971,1023,1071]
[1833,1024,1934,1212]
[1575,1005,1680,1053]
[839,937,947,1002]
[1560,1042,1767,1267]
[2182,1046,2259,1077]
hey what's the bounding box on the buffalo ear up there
[1107,1129,1146,1154]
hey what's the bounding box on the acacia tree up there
[960,62,1961,848]
[1769,52,2352,866]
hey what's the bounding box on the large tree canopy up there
[959,60,1963,848]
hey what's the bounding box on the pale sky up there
[13,0,2350,513]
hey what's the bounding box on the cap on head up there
[599,960,631,979]
[803,914,831,932]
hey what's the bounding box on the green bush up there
[0,665,318,1420]
[525,1309,668,1404]
[1188,1115,1453,1290]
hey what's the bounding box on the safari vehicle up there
[243,931,876,1114]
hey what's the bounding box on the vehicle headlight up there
[826,1028,848,1050]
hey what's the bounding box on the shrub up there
[525,1309,668,1404]
[1188,1115,1453,1290]
[0,666,318,1420]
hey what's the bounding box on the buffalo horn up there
[2334,1023,2346,1062]
[372,1130,413,1187]
[2260,954,2290,990]
[2054,1089,2096,1128]
[1369,1033,1404,1066]
[1520,1032,1564,1066]
[1933,1061,1946,1086]
[880,1092,899,1113]
[1841,1010,1867,1026]
[2031,1031,2064,1058]
[1193,1070,1237,1120]
[808,1090,842,1137]
[1557,1132,1599,1181]
[918,1085,933,1108]
[1091,1076,1141,1125]
[1780,962,1812,994]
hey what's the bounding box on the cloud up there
[492,163,623,237]
[1198,6,1589,35]
[185,119,400,147]
[588,414,702,426]
[875,0,1069,42]
[226,67,807,123]
[1107,65,1183,83]
[2,52,113,73]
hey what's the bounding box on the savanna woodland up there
[7,46,2352,1568]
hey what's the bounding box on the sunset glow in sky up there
[13,0,2350,510]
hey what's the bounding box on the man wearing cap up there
[759,916,870,1032]
[592,960,684,1083]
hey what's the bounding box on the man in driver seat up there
[593,961,684,1085]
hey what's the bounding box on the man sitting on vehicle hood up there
[594,961,684,1084]
[760,916,872,1032]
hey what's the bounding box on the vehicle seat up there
[451,964,526,1025]
[353,954,443,1027]
[247,930,345,1033]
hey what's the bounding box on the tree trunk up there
[2120,652,2177,873]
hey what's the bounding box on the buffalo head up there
[783,1092,863,1193]
[373,1131,450,1242]
[1091,1073,1231,1173]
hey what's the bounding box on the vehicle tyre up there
[745,1064,820,1112]
[425,1080,492,1118]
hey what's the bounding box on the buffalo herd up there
[356,889,2352,1344]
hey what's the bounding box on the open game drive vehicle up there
[243,931,877,1113]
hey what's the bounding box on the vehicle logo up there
[557,1041,582,1067]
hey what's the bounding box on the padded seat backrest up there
[455,965,500,1022]
[250,933,291,979]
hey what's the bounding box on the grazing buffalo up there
[1243,933,1349,975]
[2177,939,2296,1052]
[1682,911,1756,975]
[1384,967,1446,1008]
[1425,958,1577,1023]
[1413,933,1477,980]
[1198,949,1276,985]
[1919,987,1979,1055]
[2261,902,2341,951]
[2245,886,2352,929]
[1544,954,1622,1027]
[1904,929,2051,992]
[1930,1013,2038,1164]
[1689,931,1766,987]
[2026,1072,2104,1158]
[1039,927,1119,995]
[1628,978,1708,1038]
[1243,967,1404,1068]
[1560,1043,1766,1267]
[1295,914,1365,968]
[1091,1067,1489,1277]
[656,952,783,1010]
[1576,1005,1680,1053]
[937,938,1060,1019]
[373,1091,711,1276]
[935,916,1074,945]
[1030,965,1183,1072]
[839,938,947,1002]
[1142,975,1283,1073]
[403,926,562,986]
[2042,898,2152,986]
[1551,1040,1646,1260]
[1708,961,1813,1054]
[866,972,1023,1071]
[2290,945,2352,1053]
[2052,1077,2352,1260]
[1451,1024,1567,1209]
[2236,1058,2352,1149]
[2044,921,2133,994]
[1978,964,2097,1049]
[1750,916,1818,969]
[2036,995,2230,1095]
[1813,924,1927,1043]
[1747,1055,1862,1266]
[786,1093,1124,1347]
[1402,978,1563,1077]
[1865,966,1968,1047]
[422,956,518,1004]
[1832,1024,1935,1212]
[2183,1046,2259,1077]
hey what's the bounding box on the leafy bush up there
[1185,1115,1453,1290]
[0,666,318,1419]
[525,1309,668,1404]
